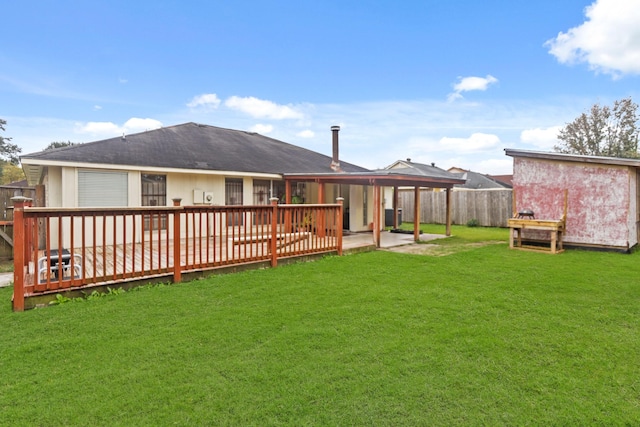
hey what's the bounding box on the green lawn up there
[1,225,639,425]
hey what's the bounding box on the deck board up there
[27,231,336,291]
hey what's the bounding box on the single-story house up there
[20,122,465,239]
[505,148,640,252]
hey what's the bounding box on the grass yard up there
[1,225,639,425]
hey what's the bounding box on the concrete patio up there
[343,230,446,251]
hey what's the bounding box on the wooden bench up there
[231,232,311,250]
[508,189,567,254]
[508,218,565,254]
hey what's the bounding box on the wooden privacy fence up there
[0,185,35,259]
[398,188,512,227]
[12,198,343,311]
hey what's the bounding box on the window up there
[78,170,128,207]
[141,174,166,207]
[250,180,288,204]
[225,178,243,205]
[142,174,167,230]
[253,180,270,205]
[272,181,286,203]
[225,178,244,226]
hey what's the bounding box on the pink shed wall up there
[513,157,637,249]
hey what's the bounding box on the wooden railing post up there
[11,197,31,312]
[270,198,279,267]
[374,185,381,247]
[336,198,344,256]
[413,187,420,242]
[445,188,452,237]
[172,198,182,283]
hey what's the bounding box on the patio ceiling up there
[283,170,466,188]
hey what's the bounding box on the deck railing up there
[12,198,343,311]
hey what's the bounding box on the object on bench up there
[517,209,535,219]
[38,249,83,282]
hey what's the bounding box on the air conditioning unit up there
[193,189,204,204]
[204,192,214,204]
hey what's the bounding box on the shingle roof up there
[21,122,369,175]
[387,161,464,181]
[450,170,512,189]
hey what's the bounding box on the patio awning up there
[283,169,466,248]
[283,169,466,188]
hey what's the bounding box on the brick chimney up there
[330,125,341,172]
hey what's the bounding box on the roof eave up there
[505,148,640,167]
[283,172,466,188]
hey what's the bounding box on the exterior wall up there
[513,157,637,249]
[383,187,394,209]
[42,165,373,237]
[49,166,287,208]
[347,185,373,232]
[45,167,62,207]
[168,172,227,205]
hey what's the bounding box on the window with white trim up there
[142,174,167,231]
[78,170,128,207]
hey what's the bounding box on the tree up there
[0,119,21,165]
[0,162,25,185]
[45,141,77,150]
[554,98,640,159]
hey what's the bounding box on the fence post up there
[11,197,31,311]
[336,198,344,256]
[270,198,279,267]
[172,198,182,284]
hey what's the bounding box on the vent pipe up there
[330,125,341,172]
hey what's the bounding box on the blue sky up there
[2,0,640,174]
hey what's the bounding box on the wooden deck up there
[27,230,338,292]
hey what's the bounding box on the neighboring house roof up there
[489,174,513,187]
[384,159,465,182]
[449,167,514,188]
[21,122,369,185]
[446,168,512,189]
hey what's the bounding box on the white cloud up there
[520,126,562,150]
[11,97,583,174]
[249,123,273,134]
[77,121,120,134]
[224,96,304,119]
[93,105,102,111]
[187,93,221,109]
[123,118,163,133]
[297,130,315,138]
[476,158,513,175]
[439,133,501,152]
[75,118,162,137]
[448,75,498,101]
[545,0,640,77]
